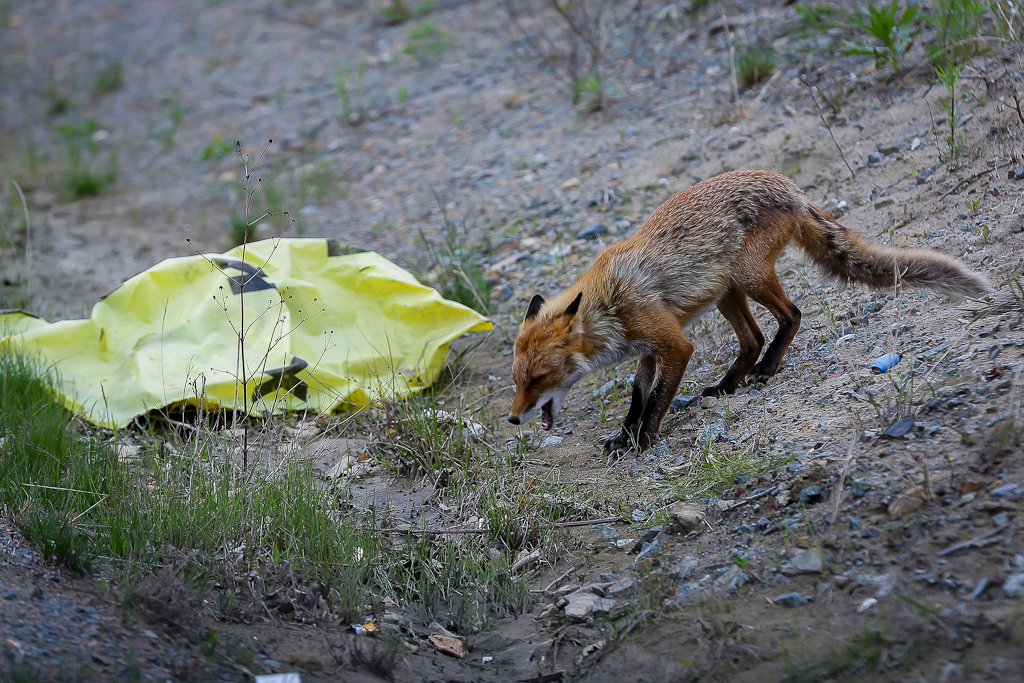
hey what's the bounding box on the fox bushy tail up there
[796,205,990,295]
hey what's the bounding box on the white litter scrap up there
[255,674,301,683]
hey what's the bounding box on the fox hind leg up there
[702,285,765,396]
[746,274,801,383]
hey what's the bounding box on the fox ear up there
[561,292,583,319]
[524,294,545,321]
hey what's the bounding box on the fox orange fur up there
[507,170,989,457]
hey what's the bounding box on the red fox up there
[507,169,989,457]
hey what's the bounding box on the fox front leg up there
[603,355,657,460]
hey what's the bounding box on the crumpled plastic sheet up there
[0,238,491,428]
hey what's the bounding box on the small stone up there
[614,538,636,549]
[773,592,806,607]
[607,576,640,597]
[635,539,661,562]
[599,573,617,582]
[874,198,894,210]
[867,152,885,164]
[671,395,699,412]
[592,380,615,398]
[592,598,617,614]
[714,564,747,591]
[577,223,608,240]
[1012,167,1024,180]
[876,142,900,155]
[563,591,599,620]
[781,548,825,575]
[699,419,731,445]
[668,502,706,534]
[755,516,773,532]
[2,589,17,600]
[676,556,699,580]
[993,512,1010,527]
[1002,572,1024,598]
[910,137,922,150]
[631,508,648,522]
[630,526,663,553]
[799,485,824,505]
[594,524,619,539]
[539,435,563,448]
[969,578,990,600]
[727,137,749,150]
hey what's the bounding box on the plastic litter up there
[870,352,902,374]
[0,238,491,428]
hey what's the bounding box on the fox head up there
[508,291,590,431]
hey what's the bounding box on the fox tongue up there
[541,401,554,431]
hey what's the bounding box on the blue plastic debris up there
[870,353,902,374]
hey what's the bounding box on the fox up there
[506,169,990,458]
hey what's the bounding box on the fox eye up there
[529,373,548,386]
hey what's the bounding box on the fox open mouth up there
[541,400,554,430]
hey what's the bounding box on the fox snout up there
[507,414,521,425]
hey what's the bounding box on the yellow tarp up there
[0,238,491,428]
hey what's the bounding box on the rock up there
[754,516,774,532]
[1011,167,1024,180]
[577,223,608,240]
[715,564,747,591]
[614,538,636,549]
[539,435,563,448]
[867,152,885,164]
[594,524,619,539]
[635,539,662,562]
[969,578,990,600]
[676,556,699,580]
[429,634,466,658]
[781,548,825,575]
[799,485,824,505]
[1002,573,1024,598]
[727,137,749,150]
[631,508,649,522]
[858,597,878,613]
[671,395,699,412]
[593,380,614,398]
[564,591,599,620]
[876,142,901,155]
[592,598,617,614]
[888,493,924,518]
[910,137,922,150]
[773,592,806,607]
[874,198,895,209]
[668,502,706,534]
[607,576,640,597]
[699,419,731,445]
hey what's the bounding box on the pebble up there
[563,592,599,620]
[634,539,662,562]
[671,395,699,412]
[773,592,806,607]
[539,435,563,448]
[607,576,640,597]
[1002,573,1024,598]
[668,502,706,534]
[781,548,825,575]
[867,152,885,164]
[799,485,824,505]
[630,526,663,553]
[577,223,608,240]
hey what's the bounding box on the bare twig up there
[802,78,856,180]
[938,523,1013,556]
[939,161,1012,199]
[543,562,585,594]
[512,548,542,573]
